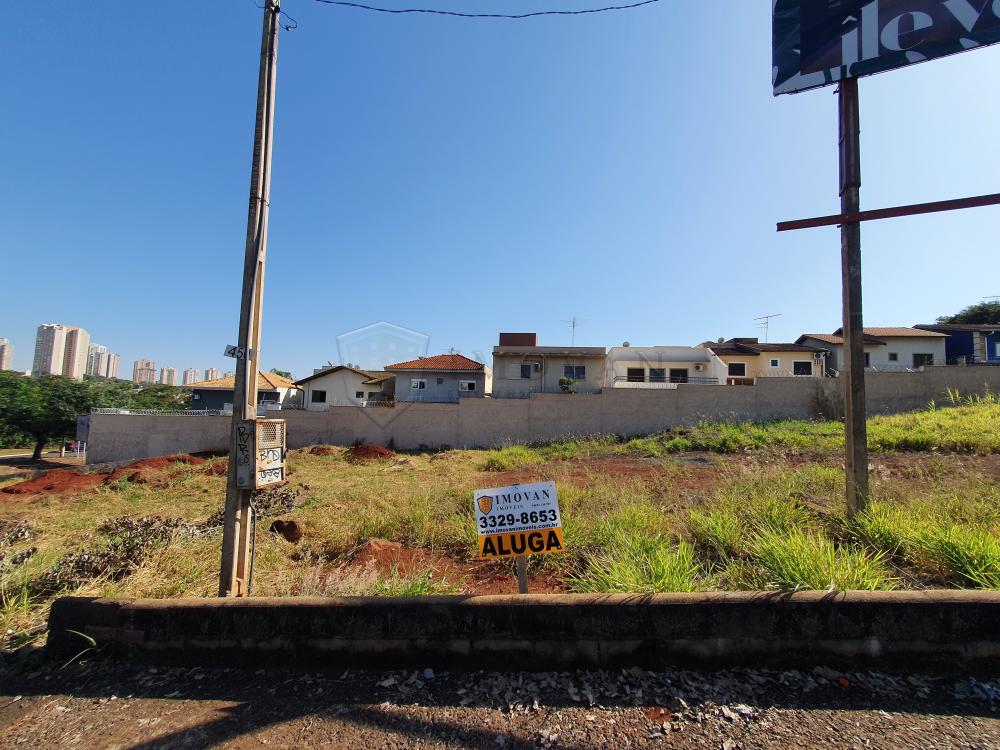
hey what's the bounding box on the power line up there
[310,0,662,19]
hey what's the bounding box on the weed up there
[479,445,542,472]
[572,538,707,593]
[912,526,1000,589]
[751,529,897,591]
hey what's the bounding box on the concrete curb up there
[48,591,1000,674]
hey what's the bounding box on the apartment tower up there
[0,339,13,371]
[160,367,177,386]
[32,324,90,379]
[133,358,157,384]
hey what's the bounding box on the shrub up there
[479,445,542,472]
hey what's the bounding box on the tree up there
[0,373,93,460]
[270,368,292,379]
[936,301,1000,325]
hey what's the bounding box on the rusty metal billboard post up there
[773,0,1000,516]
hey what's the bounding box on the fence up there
[83,366,1000,463]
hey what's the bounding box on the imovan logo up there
[773,0,1000,94]
[477,495,494,515]
[335,321,430,431]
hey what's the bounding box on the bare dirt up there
[0,455,206,499]
[0,660,996,749]
[343,538,567,595]
[345,444,396,463]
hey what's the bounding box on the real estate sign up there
[773,0,1000,95]
[473,481,565,559]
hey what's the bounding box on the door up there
[668,368,688,383]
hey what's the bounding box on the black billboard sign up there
[773,0,1000,94]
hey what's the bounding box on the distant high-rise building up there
[133,358,157,384]
[160,367,177,386]
[33,324,89,379]
[0,339,13,371]
[182,368,200,385]
[86,343,120,379]
[204,368,222,381]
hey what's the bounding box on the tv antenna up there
[984,296,1000,302]
[562,316,589,346]
[753,313,782,343]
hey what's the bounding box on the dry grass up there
[1,400,998,648]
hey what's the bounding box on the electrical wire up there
[310,0,662,19]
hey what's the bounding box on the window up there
[563,365,586,380]
[864,353,871,368]
[913,353,934,368]
[259,392,278,402]
[311,390,327,404]
[520,364,532,379]
[727,362,746,377]
[649,368,666,383]
[436,377,444,385]
[668,368,688,383]
[793,361,813,376]
[626,367,645,383]
[410,379,426,390]
[355,391,364,399]
[770,359,779,368]
[888,352,898,362]
[367,392,379,398]
[459,380,477,391]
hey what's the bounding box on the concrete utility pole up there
[838,77,868,516]
[219,0,281,597]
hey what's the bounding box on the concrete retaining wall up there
[48,592,1000,674]
[86,367,1000,462]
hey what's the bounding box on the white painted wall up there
[801,336,946,372]
[301,369,382,410]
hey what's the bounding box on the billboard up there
[773,0,1000,94]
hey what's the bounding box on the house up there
[294,366,395,410]
[913,324,1000,365]
[700,338,827,384]
[604,344,725,387]
[186,371,302,412]
[796,328,947,372]
[385,353,490,403]
[491,332,606,398]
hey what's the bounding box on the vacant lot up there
[0,395,998,650]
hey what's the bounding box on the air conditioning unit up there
[532,362,542,372]
[693,363,705,372]
[813,352,823,360]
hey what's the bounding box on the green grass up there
[749,529,897,591]
[571,538,707,593]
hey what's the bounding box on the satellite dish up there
[623,341,630,347]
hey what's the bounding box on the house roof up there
[294,365,377,386]
[186,370,299,391]
[705,338,825,357]
[384,353,484,371]
[362,372,395,385]
[798,327,947,346]
[493,346,606,357]
[915,323,999,333]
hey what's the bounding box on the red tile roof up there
[185,371,299,391]
[384,354,484,371]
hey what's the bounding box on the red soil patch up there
[344,444,395,463]
[344,538,566,595]
[203,461,228,476]
[0,469,105,497]
[308,445,337,456]
[1,454,206,498]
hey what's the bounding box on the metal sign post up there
[219,0,281,597]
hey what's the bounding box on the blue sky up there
[3,1,999,379]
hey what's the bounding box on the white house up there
[796,328,948,372]
[604,345,726,387]
[294,366,394,410]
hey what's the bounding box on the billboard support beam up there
[838,77,868,518]
[776,192,1000,232]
